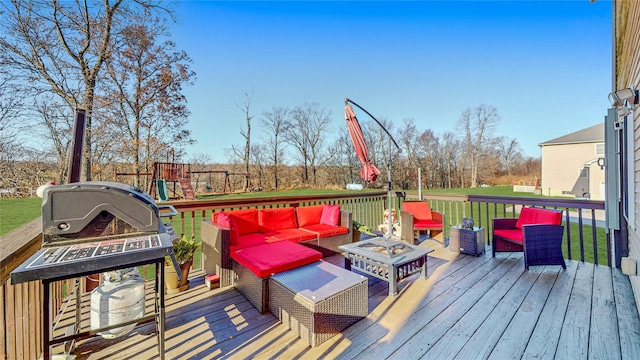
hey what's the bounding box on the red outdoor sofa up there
[200,205,352,312]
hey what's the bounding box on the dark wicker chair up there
[521,224,566,270]
[492,207,565,270]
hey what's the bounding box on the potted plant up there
[352,220,374,242]
[165,235,201,293]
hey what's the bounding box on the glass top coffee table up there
[338,237,433,296]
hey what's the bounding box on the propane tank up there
[90,267,145,339]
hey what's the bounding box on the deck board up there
[556,262,594,359]
[53,239,640,360]
[522,260,578,360]
[589,264,620,360]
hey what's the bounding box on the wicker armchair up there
[521,224,566,270]
[492,207,565,270]
[400,201,444,246]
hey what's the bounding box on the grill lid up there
[41,181,160,246]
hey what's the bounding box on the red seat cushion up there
[230,241,322,278]
[259,207,297,232]
[264,228,317,243]
[236,233,268,248]
[300,224,350,238]
[515,207,562,229]
[413,219,442,229]
[296,205,324,227]
[494,229,523,243]
[402,202,433,221]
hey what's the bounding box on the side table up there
[449,226,485,256]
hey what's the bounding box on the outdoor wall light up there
[616,106,631,117]
[609,88,638,107]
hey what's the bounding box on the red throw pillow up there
[320,204,340,226]
[215,212,239,246]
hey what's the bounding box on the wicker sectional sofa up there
[201,205,352,312]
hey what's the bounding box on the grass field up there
[0,197,43,236]
[1,186,608,265]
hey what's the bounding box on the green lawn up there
[1,186,607,266]
[0,197,43,236]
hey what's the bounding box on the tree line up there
[0,1,540,197]
[217,97,540,193]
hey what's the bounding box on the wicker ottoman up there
[449,226,486,256]
[269,260,368,347]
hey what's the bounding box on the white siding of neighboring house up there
[616,0,640,312]
[540,141,605,199]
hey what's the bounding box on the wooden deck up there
[59,239,640,359]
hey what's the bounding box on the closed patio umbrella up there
[344,98,401,240]
[344,103,380,183]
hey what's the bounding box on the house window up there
[595,143,605,155]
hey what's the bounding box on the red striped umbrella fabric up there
[345,103,380,183]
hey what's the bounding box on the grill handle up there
[158,205,178,218]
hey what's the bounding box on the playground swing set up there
[114,161,252,201]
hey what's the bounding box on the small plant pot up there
[164,260,193,294]
[353,230,361,242]
[178,260,193,287]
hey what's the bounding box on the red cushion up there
[296,205,324,227]
[236,233,267,248]
[230,242,322,278]
[320,204,340,226]
[413,219,442,229]
[215,212,239,246]
[494,229,523,242]
[515,207,562,229]
[259,208,297,232]
[264,228,317,243]
[217,209,259,236]
[402,202,433,221]
[300,224,350,238]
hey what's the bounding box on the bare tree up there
[416,129,440,189]
[397,118,420,189]
[284,103,331,185]
[439,131,462,189]
[495,136,522,176]
[231,92,253,191]
[0,0,170,181]
[250,143,267,189]
[100,14,195,187]
[261,106,289,190]
[335,127,360,185]
[457,105,500,187]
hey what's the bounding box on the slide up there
[178,178,196,200]
[156,179,170,202]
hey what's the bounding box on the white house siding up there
[616,0,640,312]
[540,142,604,198]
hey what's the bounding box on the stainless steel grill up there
[11,181,178,359]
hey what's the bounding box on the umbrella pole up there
[385,135,394,240]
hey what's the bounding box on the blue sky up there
[170,1,612,162]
